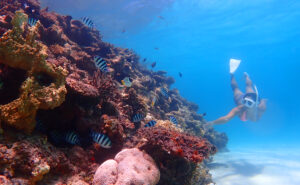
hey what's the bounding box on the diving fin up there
[229,58,241,74]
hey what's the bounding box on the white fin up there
[229,59,241,74]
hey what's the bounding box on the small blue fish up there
[90,131,112,148]
[132,114,144,122]
[144,120,157,127]
[170,116,178,125]
[121,77,132,87]
[65,131,80,145]
[80,17,94,28]
[94,56,108,72]
[160,87,169,98]
[28,18,38,27]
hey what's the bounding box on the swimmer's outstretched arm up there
[209,105,244,125]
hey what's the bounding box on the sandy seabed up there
[209,147,300,185]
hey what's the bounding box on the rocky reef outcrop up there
[125,126,216,185]
[0,0,227,184]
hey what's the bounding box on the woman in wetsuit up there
[209,72,267,125]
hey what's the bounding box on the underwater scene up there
[0,0,299,184]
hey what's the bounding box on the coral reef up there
[131,127,216,163]
[93,148,160,185]
[0,132,97,185]
[0,0,228,184]
[125,127,216,185]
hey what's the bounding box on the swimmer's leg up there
[231,74,243,105]
[244,72,255,93]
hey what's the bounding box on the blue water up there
[41,0,300,184]
[106,0,300,149]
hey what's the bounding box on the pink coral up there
[93,148,160,185]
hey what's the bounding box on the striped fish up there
[144,120,157,127]
[65,131,80,145]
[94,56,108,72]
[169,116,178,125]
[28,18,38,27]
[160,87,169,98]
[90,131,112,149]
[132,114,144,123]
[80,17,94,28]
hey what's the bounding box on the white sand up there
[209,148,300,185]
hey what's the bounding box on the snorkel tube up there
[254,85,259,107]
[253,85,259,121]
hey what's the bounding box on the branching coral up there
[0,10,67,133]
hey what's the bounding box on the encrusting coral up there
[127,126,216,163]
[0,10,67,134]
[0,133,97,185]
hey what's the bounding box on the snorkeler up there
[208,59,267,125]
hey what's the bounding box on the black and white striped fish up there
[144,120,157,127]
[132,113,144,123]
[80,17,94,28]
[94,56,108,72]
[160,87,169,98]
[65,131,80,145]
[28,18,38,27]
[169,116,178,125]
[90,131,112,149]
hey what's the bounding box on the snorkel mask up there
[242,86,259,109]
[242,97,255,108]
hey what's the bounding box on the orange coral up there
[0,11,67,134]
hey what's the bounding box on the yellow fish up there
[151,96,157,107]
[121,77,132,87]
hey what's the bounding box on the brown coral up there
[0,10,67,133]
[0,131,98,185]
